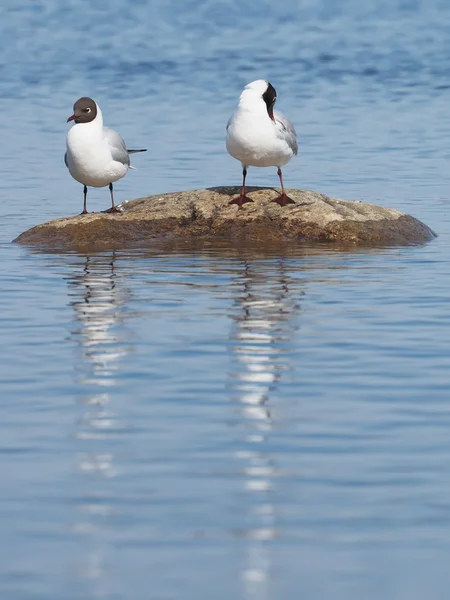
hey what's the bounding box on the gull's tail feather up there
[127,148,147,154]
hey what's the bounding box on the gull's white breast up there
[226,108,294,168]
[66,123,128,188]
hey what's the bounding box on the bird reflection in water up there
[66,252,131,596]
[231,258,301,600]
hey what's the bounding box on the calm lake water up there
[2,1,450,598]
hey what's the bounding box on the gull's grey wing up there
[274,110,298,155]
[104,126,130,166]
[64,151,68,168]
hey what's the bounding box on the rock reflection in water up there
[230,259,302,600]
[66,253,131,597]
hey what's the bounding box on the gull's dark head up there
[67,97,97,124]
[242,80,277,121]
[262,82,277,121]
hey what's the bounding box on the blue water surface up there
[1,1,450,598]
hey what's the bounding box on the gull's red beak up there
[67,114,76,122]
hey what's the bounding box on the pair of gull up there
[65,79,298,214]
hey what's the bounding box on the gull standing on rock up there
[65,97,146,214]
[226,80,298,207]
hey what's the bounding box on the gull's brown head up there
[67,97,97,124]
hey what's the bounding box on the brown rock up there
[13,187,436,250]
